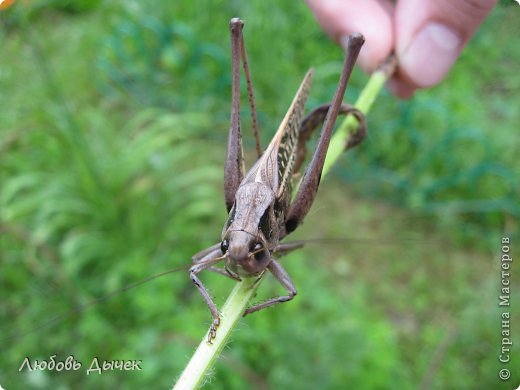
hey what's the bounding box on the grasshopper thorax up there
[221,182,276,277]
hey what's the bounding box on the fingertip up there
[395,0,497,89]
[399,22,462,88]
[307,0,394,73]
[386,78,416,99]
[342,14,394,73]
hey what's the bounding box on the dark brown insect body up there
[191,18,366,342]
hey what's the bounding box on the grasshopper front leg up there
[244,260,297,316]
[189,246,226,343]
[192,242,304,326]
[193,244,241,281]
[239,242,303,316]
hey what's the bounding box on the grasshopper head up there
[221,230,270,278]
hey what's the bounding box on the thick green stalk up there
[173,277,259,389]
[173,56,396,390]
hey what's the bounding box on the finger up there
[394,0,497,90]
[386,78,416,99]
[306,0,395,73]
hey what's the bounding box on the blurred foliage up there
[96,16,229,110]
[0,0,519,389]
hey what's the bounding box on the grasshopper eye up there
[252,243,264,261]
[221,239,229,254]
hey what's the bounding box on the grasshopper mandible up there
[191,18,367,342]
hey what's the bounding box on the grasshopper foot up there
[207,315,221,344]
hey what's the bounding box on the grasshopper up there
[190,18,367,342]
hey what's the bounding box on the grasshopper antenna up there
[2,258,221,342]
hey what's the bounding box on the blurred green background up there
[1,1,519,389]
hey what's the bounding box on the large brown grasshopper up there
[191,18,367,342]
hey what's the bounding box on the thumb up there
[395,0,497,89]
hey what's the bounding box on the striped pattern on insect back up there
[274,69,313,198]
[254,69,313,197]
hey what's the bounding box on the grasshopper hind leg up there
[284,34,366,236]
[225,18,262,212]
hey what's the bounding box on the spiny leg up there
[190,246,228,343]
[225,18,246,212]
[293,103,367,175]
[189,260,224,343]
[284,33,365,236]
[243,259,297,316]
[241,242,304,315]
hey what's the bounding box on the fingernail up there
[400,23,461,87]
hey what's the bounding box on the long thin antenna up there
[3,256,223,341]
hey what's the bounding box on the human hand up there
[306,0,497,98]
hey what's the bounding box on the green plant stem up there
[174,277,259,390]
[173,56,396,390]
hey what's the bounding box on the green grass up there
[0,1,519,389]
